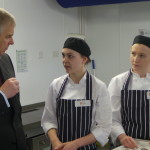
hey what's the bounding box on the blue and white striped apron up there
[121,70,150,140]
[56,72,96,150]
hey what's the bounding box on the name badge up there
[147,91,150,99]
[75,100,91,107]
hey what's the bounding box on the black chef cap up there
[132,35,150,48]
[63,37,91,57]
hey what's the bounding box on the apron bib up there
[121,70,150,139]
[56,72,96,150]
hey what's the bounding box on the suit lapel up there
[0,54,15,82]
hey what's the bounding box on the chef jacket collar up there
[68,72,87,85]
[131,69,150,78]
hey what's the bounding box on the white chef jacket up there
[41,72,112,146]
[108,70,150,145]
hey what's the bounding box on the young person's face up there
[0,24,15,55]
[130,44,150,76]
[62,48,87,74]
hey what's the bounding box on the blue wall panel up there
[56,0,150,8]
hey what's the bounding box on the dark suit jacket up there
[0,53,28,150]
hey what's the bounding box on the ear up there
[82,56,88,64]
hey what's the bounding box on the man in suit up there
[0,8,28,150]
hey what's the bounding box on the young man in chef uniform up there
[108,35,150,149]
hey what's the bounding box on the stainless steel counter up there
[113,139,150,150]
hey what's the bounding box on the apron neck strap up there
[57,77,68,99]
[122,69,132,90]
[86,71,92,100]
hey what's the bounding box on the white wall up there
[86,1,150,85]
[1,1,150,105]
[0,0,80,105]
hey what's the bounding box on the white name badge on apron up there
[75,100,91,107]
[146,91,150,99]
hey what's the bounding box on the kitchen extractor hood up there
[56,0,150,8]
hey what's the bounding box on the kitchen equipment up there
[22,102,50,150]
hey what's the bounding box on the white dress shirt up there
[0,91,10,107]
[41,73,112,146]
[108,70,150,145]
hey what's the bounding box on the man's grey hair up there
[0,8,16,35]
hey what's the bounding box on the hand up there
[51,141,63,150]
[55,141,78,150]
[0,78,20,99]
[118,134,138,149]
